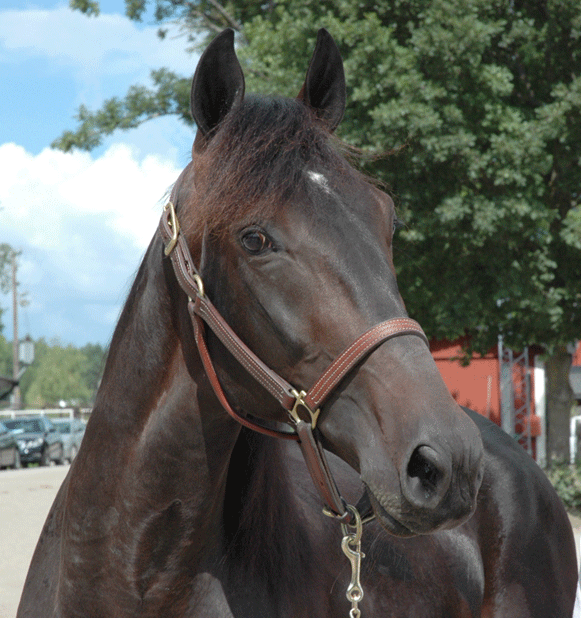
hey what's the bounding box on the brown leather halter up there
[159,201,429,524]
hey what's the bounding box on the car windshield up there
[3,419,42,433]
[54,422,71,433]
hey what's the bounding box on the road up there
[0,464,579,618]
[0,465,69,618]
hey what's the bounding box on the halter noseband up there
[159,201,429,524]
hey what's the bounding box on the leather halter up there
[159,201,429,524]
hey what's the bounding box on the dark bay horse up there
[19,29,576,618]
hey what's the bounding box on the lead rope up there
[329,504,365,617]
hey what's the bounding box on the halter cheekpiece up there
[159,200,430,525]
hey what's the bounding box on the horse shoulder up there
[464,408,577,617]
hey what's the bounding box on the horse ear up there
[297,29,346,132]
[190,28,245,139]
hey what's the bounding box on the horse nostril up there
[404,445,451,507]
[408,449,441,492]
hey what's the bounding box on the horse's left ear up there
[191,28,245,141]
[297,29,346,132]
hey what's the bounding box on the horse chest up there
[358,527,485,618]
[177,526,484,618]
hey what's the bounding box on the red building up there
[431,338,502,425]
[432,338,581,464]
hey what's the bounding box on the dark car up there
[3,416,64,466]
[53,418,85,463]
[0,420,20,469]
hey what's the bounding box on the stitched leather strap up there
[190,301,349,517]
[159,202,429,522]
[303,318,428,411]
[160,205,429,419]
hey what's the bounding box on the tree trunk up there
[545,345,574,465]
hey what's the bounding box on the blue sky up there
[0,0,200,346]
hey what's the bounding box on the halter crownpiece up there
[159,201,430,524]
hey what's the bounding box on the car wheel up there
[40,448,50,467]
[55,444,65,465]
[12,449,21,470]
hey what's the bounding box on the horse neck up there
[88,235,310,538]
[96,236,181,422]
[82,235,243,539]
[66,235,329,614]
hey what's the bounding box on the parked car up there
[0,421,20,469]
[3,416,64,466]
[52,418,85,462]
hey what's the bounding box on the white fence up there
[0,408,92,422]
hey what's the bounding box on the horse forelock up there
[178,95,359,241]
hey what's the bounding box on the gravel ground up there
[0,465,69,618]
[0,465,579,618]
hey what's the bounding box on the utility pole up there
[11,253,21,409]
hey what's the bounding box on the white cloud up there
[0,141,183,345]
[0,5,199,115]
[0,3,200,345]
[1,142,178,249]
[0,6,197,77]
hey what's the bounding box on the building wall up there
[430,338,581,466]
[431,339,502,426]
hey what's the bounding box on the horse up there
[18,28,576,618]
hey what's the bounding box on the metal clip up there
[341,505,365,618]
[164,201,180,256]
[288,389,320,429]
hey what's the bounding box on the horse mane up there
[180,94,361,242]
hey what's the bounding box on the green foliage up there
[546,461,581,515]
[0,244,16,295]
[56,0,581,356]
[52,69,192,152]
[0,335,11,377]
[13,338,107,408]
[79,342,107,395]
[69,0,100,17]
[0,244,18,334]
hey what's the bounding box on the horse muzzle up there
[362,432,484,537]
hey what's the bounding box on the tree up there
[0,335,11,377]
[58,0,581,463]
[80,342,107,397]
[0,244,17,334]
[20,338,106,408]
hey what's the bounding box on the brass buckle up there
[289,389,320,429]
[164,201,180,256]
[192,274,205,298]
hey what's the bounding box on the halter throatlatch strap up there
[159,201,429,523]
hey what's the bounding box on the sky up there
[0,0,200,347]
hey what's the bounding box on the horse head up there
[171,28,484,537]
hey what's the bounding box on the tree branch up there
[205,0,243,32]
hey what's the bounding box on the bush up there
[546,462,581,515]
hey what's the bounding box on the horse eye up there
[240,229,273,255]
